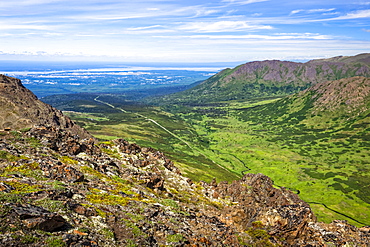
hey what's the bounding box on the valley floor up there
[46,94,370,227]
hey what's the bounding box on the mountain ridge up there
[0,74,92,140]
[151,53,370,104]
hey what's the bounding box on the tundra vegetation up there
[46,88,370,227]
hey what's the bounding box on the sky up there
[0,0,370,63]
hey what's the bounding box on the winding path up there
[93,95,368,226]
[93,95,230,173]
[94,95,192,149]
[307,201,369,226]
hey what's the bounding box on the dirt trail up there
[94,95,231,173]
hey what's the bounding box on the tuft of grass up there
[161,199,179,209]
[60,156,78,165]
[45,236,66,247]
[0,150,25,162]
[3,162,44,180]
[6,181,42,194]
[167,233,185,243]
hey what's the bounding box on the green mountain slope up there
[149,75,370,225]
[232,76,370,223]
[151,53,370,104]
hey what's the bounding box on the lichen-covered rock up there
[9,203,66,231]
[41,161,84,183]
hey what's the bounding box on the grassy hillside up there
[147,76,370,226]
[44,93,240,183]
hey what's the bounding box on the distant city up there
[0,61,223,98]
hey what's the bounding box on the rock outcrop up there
[0,74,92,140]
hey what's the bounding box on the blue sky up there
[0,0,370,63]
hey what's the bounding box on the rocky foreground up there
[0,126,369,246]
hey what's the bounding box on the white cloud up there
[332,9,370,20]
[322,12,340,16]
[307,8,336,13]
[252,13,263,17]
[290,10,303,15]
[290,8,336,15]
[357,2,370,5]
[0,23,51,31]
[157,32,333,41]
[221,0,268,5]
[179,21,273,32]
[122,26,174,34]
[127,25,163,31]
[0,0,62,7]
[194,9,220,17]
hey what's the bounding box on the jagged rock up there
[0,182,15,193]
[0,74,92,140]
[9,203,66,231]
[68,203,97,217]
[62,234,98,247]
[113,138,142,154]
[146,174,165,191]
[41,161,84,183]
[28,126,98,155]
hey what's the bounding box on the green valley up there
[44,84,370,227]
[41,55,370,228]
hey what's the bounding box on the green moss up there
[11,234,40,244]
[99,228,115,239]
[246,225,279,247]
[86,190,131,206]
[168,187,179,194]
[0,150,24,161]
[34,198,65,212]
[123,220,144,238]
[125,239,138,247]
[0,193,24,204]
[20,127,32,133]
[161,199,179,209]
[125,213,145,222]
[25,137,41,148]
[46,181,67,191]
[101,147,121,159]
[45,236,66,247]
[167,233,185,243]
[95,207,108,218]
[80,165,105,180]
[10,131,22,139]
[7,181,42,194]
[4,162,44,180]
[60,156,78,165]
